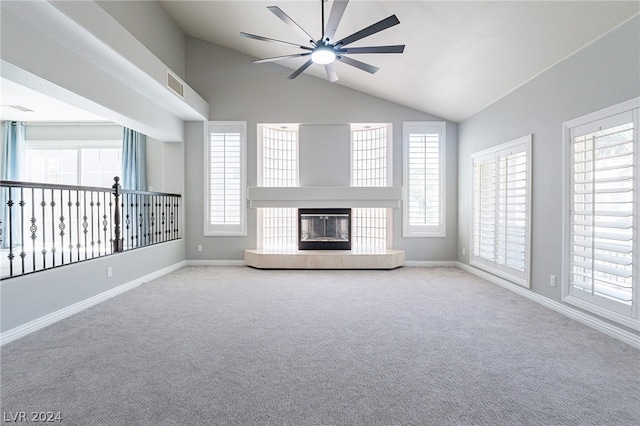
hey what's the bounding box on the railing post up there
[112,176,123,252]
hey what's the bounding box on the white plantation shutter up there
[205,122,246,236]
[568,112,635,315]
[471,135,531,287]
[403,122,446,237]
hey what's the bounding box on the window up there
[403,122,446,237]
[351,124,392,250]
[563,98,638,327]
[258,124,298,250]
[352,208,387,251]
[25,141,121,187]
[204,121,246,236]
[471,135,532,287]
[352,124,391,187]
[258,125,298,188]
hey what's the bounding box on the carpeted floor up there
[1,266,638,425]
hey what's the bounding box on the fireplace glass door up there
[298,208,351,250]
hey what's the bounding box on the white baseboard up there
[455,262,640,349]
[186,260,246,266]
[0,261,187,346]
[404,261,458,267]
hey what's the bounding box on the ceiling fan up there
[240,0,405,82]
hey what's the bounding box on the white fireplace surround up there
[246,187,404,268]
[247,186,402,208]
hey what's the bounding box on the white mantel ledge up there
[247,186,402,208]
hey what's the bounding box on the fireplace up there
[298,208,351,250]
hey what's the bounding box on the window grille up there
[261,127,297,188]
[261,208,297,251]
[351,125,390,250]
[352,126,387,187]
[471,135,531,287]
[352,208,387,251]
[258,125,298,250]
[25,141,121,188]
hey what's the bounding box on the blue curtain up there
[122,128,148,248]
[122,127,147,191]
[1,121,26,248]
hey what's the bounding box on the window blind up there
[205,122,246,236]
[569,120,634,307]
[408,133,440,226]
[471,135,531,287]
[403,122,446,237]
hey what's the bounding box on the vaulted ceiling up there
[160,0,639,122]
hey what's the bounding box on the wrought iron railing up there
[0,177,181,279]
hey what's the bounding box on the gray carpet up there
[1,266,638,425]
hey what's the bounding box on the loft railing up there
[0,177,181,279]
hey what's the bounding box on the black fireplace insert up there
[298,208,351,250]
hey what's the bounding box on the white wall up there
[184,38,458,262]
[1,240,184,332]
[0,1,189,335]
[299,124,351,186]
[146,137,183,194]
[96,0,186,79]
[457,16,639,327]
[25,124,122,141]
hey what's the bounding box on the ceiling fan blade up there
[337,55,380,74]
[252,53,312,64]
[323,0,349,42]
[338,45,405,54]
[335,15,401,47]
[324,63,339,83]
[288,59,314,79]
[240,32,313,50]
[267,6,316,45]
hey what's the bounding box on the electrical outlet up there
[550,275,556,287]
[462,247,466,255]
[107,267,113,278]
[197,245,203,252]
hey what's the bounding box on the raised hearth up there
[244,249,405,270]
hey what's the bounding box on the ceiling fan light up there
[311,48,336,65]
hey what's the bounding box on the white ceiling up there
[1,1,636,124]
[160,0,639,122]
[0,78,107,122]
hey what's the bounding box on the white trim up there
[470,134,532,288]
[247,186,402,208]
[563,97,640,129]
[456,262,640,349]
[203,121,247,236]
[0,261,187,346]
[404,260,458,267]
[350,123,393,188]
[188,256,457,269]
[186,260,246,266]
[562,98,639,326]
[402,121,446,237]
